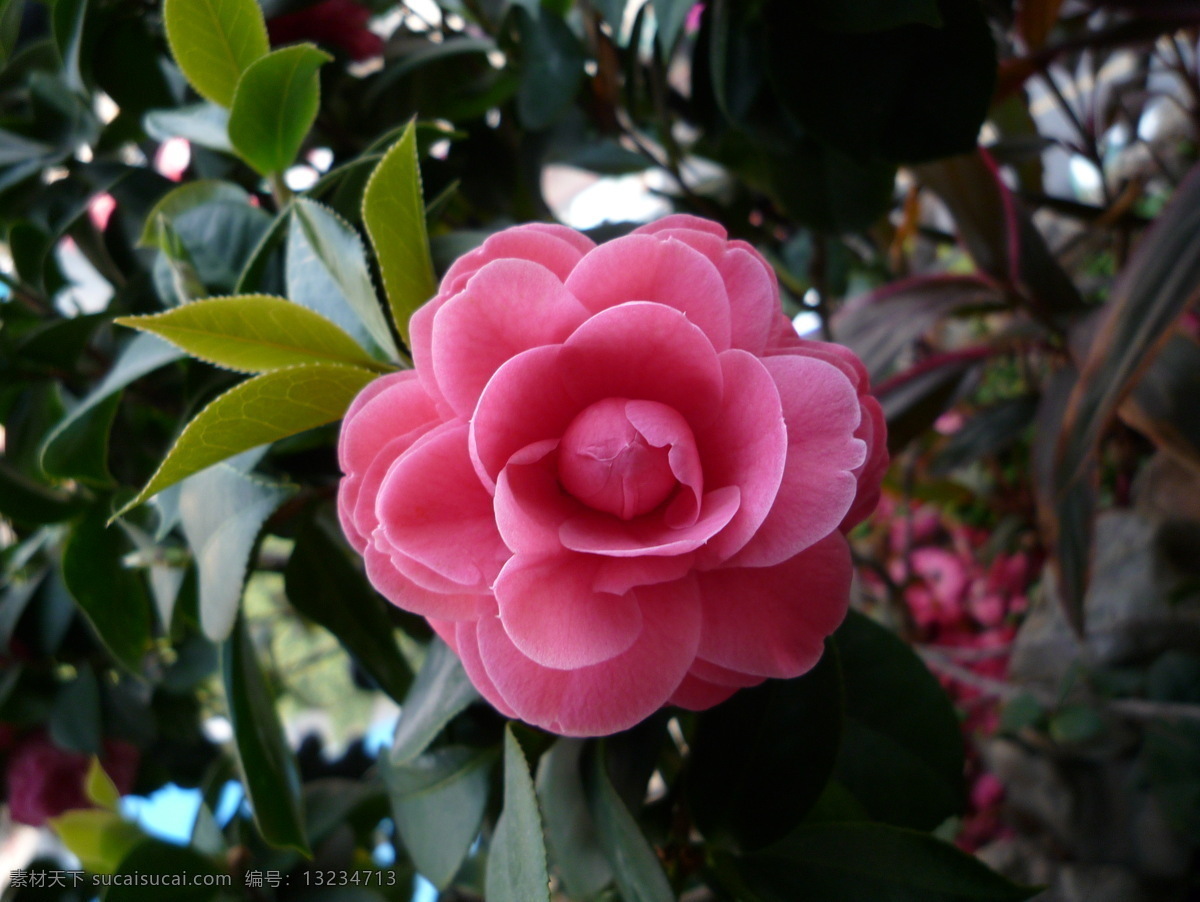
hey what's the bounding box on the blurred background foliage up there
[1,0,1200,900]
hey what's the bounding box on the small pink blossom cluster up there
[867,495,1042,850]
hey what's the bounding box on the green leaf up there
[116,295,386,374]
[0,0,23,66]
[285,515,414,703]
[536,739,613,900]
[514,8,586,130]
[223,615,309,853]
[1047,705,1104,745]
[288,197,400,361]
[119,521,187,632]
[49,809,145,875]
[687,641,842,851]
[390,637,478,765]
[228,44,331,176]
[651,0,693,54]
[835,611,966,830]
[486,724,550,902]
[732,822,1037,902]
[62,507,154,673]
[121,362,376,513]
[0,458,82,525]
[86,757,123,811]
[809,0,942,31]
[50,0,87,92]
[772,137,896,233]
[180,463,294,642]
[236,207,291,294]
[49,665,102,754]
[385,745,494,888]
[361,121,437,347]
[763,0,995,164]
[144,102,233,153]
[41,333,183,483]
[139,181,250,250]
[164,0,269,107]
[585,743,673,902]
[107,840,226,902]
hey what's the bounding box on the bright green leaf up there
[121,362,376,513]
[486,724,550,902]
[116,295,386,374]
[288,197,400,361]
[49,809,145,874]
[223,616,309,853]
[164,0,269,107]
[86,757,123,812]
[285,515,413,703]
[361,121,437,347]
[180,463,294,642]
[390,637,478,765]
[586,743,673,902]
[228,44,331,176]
[62,507,154,673]
[386,746,494,889]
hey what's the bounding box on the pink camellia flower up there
[338,215,887,736]
[5,731,139,826]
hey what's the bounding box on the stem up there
[268,172,294,210]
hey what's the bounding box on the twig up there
[918,646,1200,724]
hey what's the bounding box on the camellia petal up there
[693,351,788,564]
[431,259,589,416]
[695,533,852,679]
[494,554,643,669]
[566,234,733,351]
[376,422,511,589]
[364,542,482,622]
[558,302,725,427]
[474,580,702,736]
[727,355,866,567]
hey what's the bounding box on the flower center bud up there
[559,398,678,519]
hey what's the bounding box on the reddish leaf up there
[875,347,994,455]
[1057,163,1200,492]
[1120,331,1200,473]
[1016,0,1066,50]
[915,149,1084,322]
